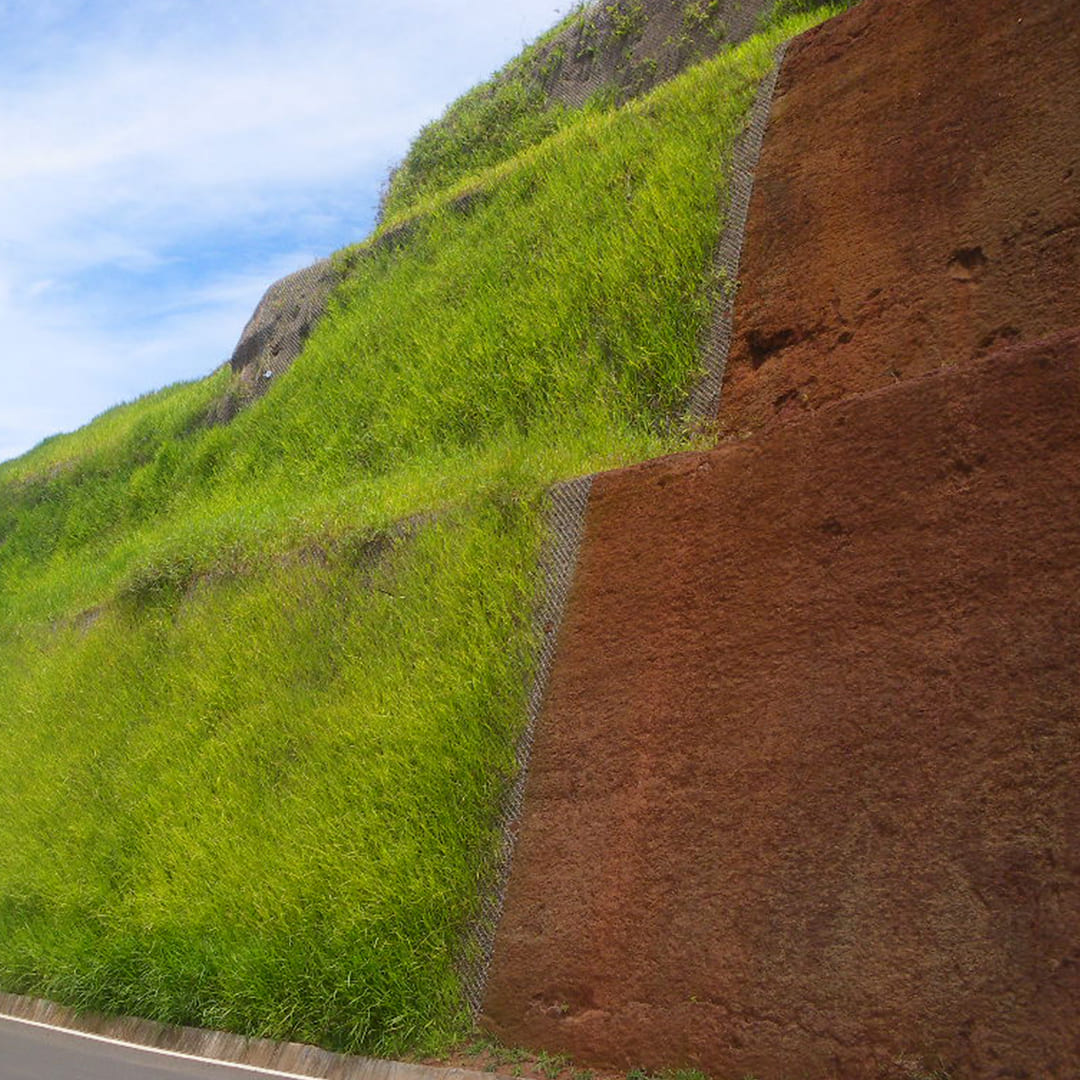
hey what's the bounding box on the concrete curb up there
[0,992,502,1080]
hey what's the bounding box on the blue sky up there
[0,0,567,463]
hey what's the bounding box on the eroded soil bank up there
[481,1,1080,1075]
[482,330,1080,1080]
[719,0,1080,437]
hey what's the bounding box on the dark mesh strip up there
[686,40,790,423]
[462,37,794,1023]
[461,475,594,1016]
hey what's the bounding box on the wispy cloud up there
[0,0,564,462]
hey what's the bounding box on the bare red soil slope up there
[719,0,1080,437]
[482,0,1080,1076]
[483,332,1080,1080]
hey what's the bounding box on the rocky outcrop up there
[530,0,776,109]
[214,258,339,420]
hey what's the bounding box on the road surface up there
[0,1014,316,1080]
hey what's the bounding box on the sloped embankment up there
[481,1,1080,1077]
[0,10,837,1061]
[227,0,792,398]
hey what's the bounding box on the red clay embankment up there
[483,331,1080,1079]
[482,0,1080,1075]
[720,0,1080,437]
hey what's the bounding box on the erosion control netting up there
[460,475,594,1016]
[686,39,790,424]
[464,39,794,1013]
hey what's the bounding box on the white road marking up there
[0,1010,339,1079]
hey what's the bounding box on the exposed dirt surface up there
[718,0,1080,438]
[481,330,1080,1080]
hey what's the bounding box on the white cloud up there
[0,0,566,463]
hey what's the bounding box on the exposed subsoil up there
[481,328,1080,1080]
[480,2,1080,1077]
[718,0,1080,438]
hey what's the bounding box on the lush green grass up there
[379,4,590,220]
[759,0,859,31]
[0,7,846,1058]
[0,503,539,1053]
[379,49,572,221]
[2,19,808,627]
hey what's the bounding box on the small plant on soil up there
[537,1050,572,1078]
[626,1070,710,1080]
[607,0,647,39]
[683,0,720,31]
[891,1056,953,1080]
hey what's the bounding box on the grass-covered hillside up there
[381,0,855,220]
[0,3,846,1059]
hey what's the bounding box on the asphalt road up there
[0,1014,312,1080]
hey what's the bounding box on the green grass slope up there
[0,7,844,1058]
[380,0,854,220]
